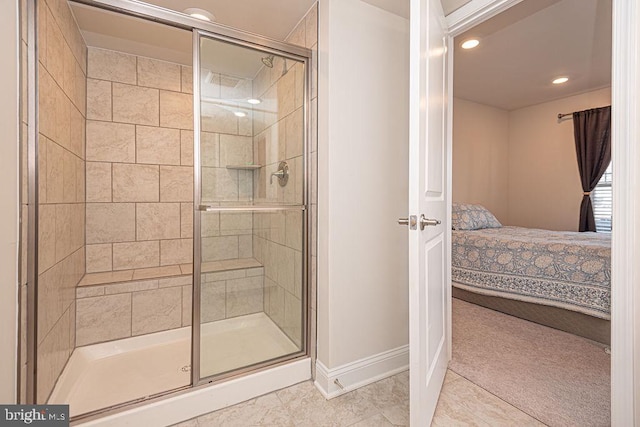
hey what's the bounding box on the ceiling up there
[137,0,316,41]
[442,0,472,15]
[70,1,314,78]
[454,0,612,111]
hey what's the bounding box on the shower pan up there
[24,0,313,421]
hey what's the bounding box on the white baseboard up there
[78,358,311,427]
[314,345,409,399]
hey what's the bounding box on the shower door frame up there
[25,0,314,417]
[191,29,312,386]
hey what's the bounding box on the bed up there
[451,203,611,344]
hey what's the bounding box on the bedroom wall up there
[507,87,611,231]
[452,98,509,223]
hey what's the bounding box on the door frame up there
[443,0,638,424]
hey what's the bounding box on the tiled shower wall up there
[84,48,257,272]
[254,4,318,349]
[36,0,87,403]
[84,47,194,272]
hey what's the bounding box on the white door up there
[407,0,449,424]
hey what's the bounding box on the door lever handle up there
[419,215,441,230]
[398,215,418,230]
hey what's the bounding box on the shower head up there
[261,55,274,68]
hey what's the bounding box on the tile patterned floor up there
[173,369,545,426]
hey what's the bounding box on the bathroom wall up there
[253,3,317,349]
[36,0,87,403]
[1,0,20,404]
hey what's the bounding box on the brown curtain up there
[572,106,611,232]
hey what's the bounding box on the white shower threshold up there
[49,313,303,419]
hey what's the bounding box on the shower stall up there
[23,0,315,420]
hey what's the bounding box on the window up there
[592,162,612,232]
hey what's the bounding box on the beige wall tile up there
[132,265,181,280]
[86,162,111,203]
[113,240,160,270]
[46,11,65,87]
[136,203,181,240]
[201,280,225,322]
[219,135,253,167]
[238,170,253,201]
[201,132,219,167]
[205,269,245,282]
[159,275,192,288]
[294,63,305,110]
[201,211,220,238]
[38,65,55,141]
[69,106,84,159]
[181,202,193,238]
[286,21,305,48]
[160,166,193,202]
[239,235,253,258]
[87,48,136,85]
[86,243,112,273]
[36,307,71,403]
[46,140,64,203]
[37,2,47,67]
[277,245,296,295]
[63,45,77,107]
[54,204,73,262]
[86,78,111,121]
[265,278,285,328]
[201,168,238,202]
[86,121,135,162]
[132,287,182,335]
[286,108,304,160]
[76,286,105,299]
[181,66,193,94]
[86,203,136,244]
[160,91,193,130]
[226,276,263,318]
[136,126,181,165]
[201,104,237,134]
[305,4,318,48]
[161,239,193,266]
[182,285,192,326]
[79,270,133,286]
[285,210,303,251]
[38,204,56,273]
[277,70,296,121]
[220,212,253,236]
[112,163,159,202]
[76,293,132,346]
[55,82,71,150]
[62,149,77,203]
[202,235,238,262]
[284,291,302,347]
[137,57,181,91]
[112,83,160,126]
[104,279,158,295]
[181,130,194,166]
[38,136,48,204]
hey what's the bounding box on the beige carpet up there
[450,298,610,427]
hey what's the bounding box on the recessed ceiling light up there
[461,39,480,49]
[247,98,261,105]
[234,111,247,118]
[552,77,569,84]
[183,8,215,22]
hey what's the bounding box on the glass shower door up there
[193,32,309,381]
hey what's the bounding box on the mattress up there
[452,226,611,319]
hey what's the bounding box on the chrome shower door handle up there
[419,214,441,230]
